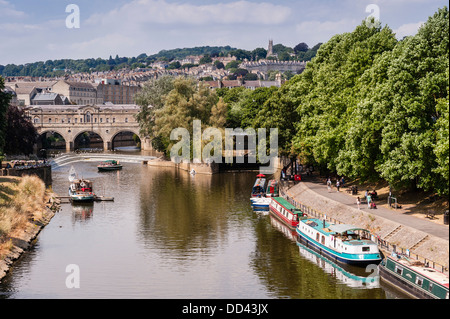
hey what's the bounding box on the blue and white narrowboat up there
[296,218,382,266]
[251,178,267,198]
[251,197,271,210]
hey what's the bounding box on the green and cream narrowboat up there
[379,254,449,299]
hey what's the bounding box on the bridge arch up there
[110,129,142,150]
[37,129,69,150]
[73,130,107,151]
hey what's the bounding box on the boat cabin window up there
[321,236,325,245]
[362,247,370,252]
[316,233,320,242]
[395,265,403,275]
[428,283,433,292]
[415,276,423,287]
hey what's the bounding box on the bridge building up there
[25,104,153,152]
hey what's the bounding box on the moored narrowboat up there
[251,197,271,210]
[269,197,307,230]
[379,254,449,299]
[251,178,267,198]
[265,179,279,197]
[296,218,382,266]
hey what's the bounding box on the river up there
[0,156,407,299]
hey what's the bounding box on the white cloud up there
[0,0,26,18]
[393,21,424,39]
[295,19,359,44]
[86,0,292,27]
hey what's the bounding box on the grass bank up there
[0,176,49,260]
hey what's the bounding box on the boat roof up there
[388,256,449,288]
[271,197,299,211]
[328,224,370,234]
[253,178,266,187]
[301,219,371,238]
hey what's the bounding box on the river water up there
[0,157,407,299]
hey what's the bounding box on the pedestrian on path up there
[367,194,372,209]
[336,180,340,192]
[327,177,332,192]
[357,197,361,210]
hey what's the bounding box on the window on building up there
[125,118,128,123]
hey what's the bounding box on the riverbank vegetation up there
[136,7,449,198]
[0,176,47,259]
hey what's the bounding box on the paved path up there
[296,177,449,241]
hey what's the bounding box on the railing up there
[279,183,449,274]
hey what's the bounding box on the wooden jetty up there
[57,195,114,203]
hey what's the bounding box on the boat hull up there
[70,195,95,203]
[98,166,123,172]
[378,257,449,299]
[269,199,300,230]
[297,230,382,266]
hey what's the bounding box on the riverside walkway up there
[297,177,449,241]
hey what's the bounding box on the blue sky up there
[0,0,447,65]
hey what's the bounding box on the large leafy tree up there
[134,75,175,138]
[290,20,398,172]
[149,77,228,156]
[375,7,449,193]
[3,105,38,155]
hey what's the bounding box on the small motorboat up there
[98,160,123,172]
[69,179,95,203]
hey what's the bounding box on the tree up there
[251,48,267,61]
[134,75,176,139]
[294,42,309,53]
[151,77,228,157]
[290,20,398,173]
[199,54,213,65]
[375,7,449,193]
[3,105,38,155]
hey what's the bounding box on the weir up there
[50,152,157,168]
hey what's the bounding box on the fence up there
[279,184,448,274]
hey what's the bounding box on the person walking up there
[367,194,372,209]
[357,197,361,210]
[336,180,340,192]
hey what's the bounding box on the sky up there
[0,0,448,65]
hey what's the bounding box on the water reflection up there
[0,158,405,299]
[296,238,380,290]
[72,203,94,223]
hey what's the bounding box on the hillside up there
[0,43,321,78]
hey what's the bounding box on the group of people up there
[326,176,345,192]
[356,190,378,210]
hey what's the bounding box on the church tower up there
[268,39,274,57]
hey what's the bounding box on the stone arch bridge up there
[25,104,153,151]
